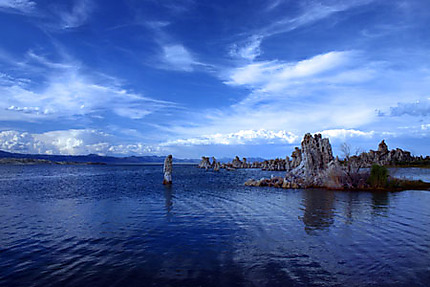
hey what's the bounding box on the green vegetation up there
[369,164,389,188]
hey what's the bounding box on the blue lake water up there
[0,165,429,286]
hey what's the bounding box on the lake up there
[0,165,429,286]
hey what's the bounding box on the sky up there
[0,0,429,159]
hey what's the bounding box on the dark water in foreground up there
[0,165,429,287]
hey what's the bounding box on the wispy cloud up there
[0,0,93,30]
[55,0,93,29]
[265,0,284,12]
[158,47,430,153]
[0,51,178,121]
[0,0,36,14]
[230,0,373,64]
[161,44,198,72]
[264,0,373,37]
[225,50,363,94]
[160,129,299,146]
[229,35,263,61]
[388,99,430,117]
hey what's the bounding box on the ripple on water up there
[0,165,429,286]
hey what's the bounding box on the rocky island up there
[242,133,430,191]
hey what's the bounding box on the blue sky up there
[0,0,429,158]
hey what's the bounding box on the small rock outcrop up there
[198,156,212,170]
[198,156,221,171]
[350,140,415,167]
[212,157,221,171]
[291,147,302,169]
[232,156,242,168]
[163,155,173,185]
[378,140,388,154]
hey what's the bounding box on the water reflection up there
[301,189,335,233]
[164,186,173,218]
[371,192,390,216]
[343,192,361,225]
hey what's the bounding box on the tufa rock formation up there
[198,156,221,171]
[198,156,212,170]
[245,133,337,189]
[201,137,425,174]
[284,133,335,187]
[163,155,173,185]
[349,140,415,168]
[245,134,429,190]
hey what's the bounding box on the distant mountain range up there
[0,150,200,165]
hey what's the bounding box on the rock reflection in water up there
[300,189,335,233]
[371,191,390,216]
[164,186,174,218]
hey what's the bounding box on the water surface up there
[0,165,429,286]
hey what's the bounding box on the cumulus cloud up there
[0,129,157,155]
[0,0,36,14]
[160,129,299,146]
[0,129,106,155]
[319,129,375,140]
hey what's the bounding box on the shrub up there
[369,164,388,188]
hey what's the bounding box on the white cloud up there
[0,52,178,121]
[265,0,283,11]
[159,50,416,148]
[389,99,430,117]
[0,129,105,155]
[227,0,373,63]
[161,44,198,72]
[160,129,299,146]
[0,129,158,155]
[226,51,358,91]
[0,0,92,29]
[229,36,262,61]
[262,0,373,38]
[319,129,375,140]
[421,124,430,130]
[0,0,36,14]
[57,0,93,29]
